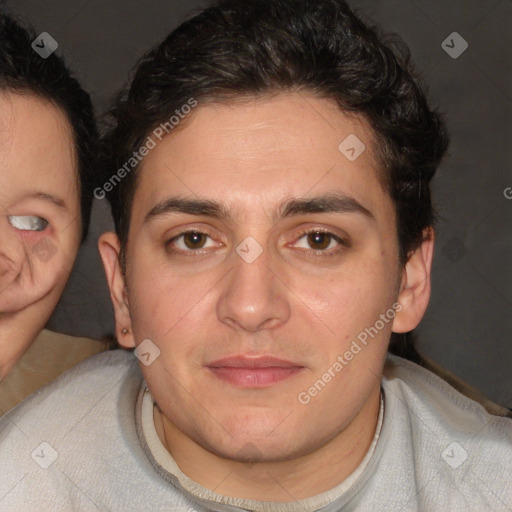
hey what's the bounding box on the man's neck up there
[154,386,382,502]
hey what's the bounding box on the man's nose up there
[216,244,291,332]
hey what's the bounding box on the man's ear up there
[98,232,135,348]
[392,228,435,333]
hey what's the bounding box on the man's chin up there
[205,438,315,466]
[193,423,313,465]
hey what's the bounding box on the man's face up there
[120,93,405,460]
[0,92,81,376]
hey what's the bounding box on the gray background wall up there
[5,0,511,407]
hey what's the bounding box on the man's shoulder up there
[383,353,512,434]
[382,355,512,471]
[1,349,139,433]
[0,350,192,510]
[370,355,512,509]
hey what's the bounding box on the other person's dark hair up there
[0,12,99,241]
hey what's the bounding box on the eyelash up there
[294,228,348,257]
[165,228,348,258]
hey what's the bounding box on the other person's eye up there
[8,215,49,232]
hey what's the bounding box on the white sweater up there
[0,350,510,511]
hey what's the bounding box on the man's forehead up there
[132,93,388,226]
[148,93,378,159]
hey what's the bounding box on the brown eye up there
[166,230,217,255]
[293,229,348,256]
[183,232,207,249]
[307,232,332,250]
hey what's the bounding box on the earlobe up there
[392,228,435,334]
[98,232,135,348]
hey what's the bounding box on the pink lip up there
[207,356,304,388]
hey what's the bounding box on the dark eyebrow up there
[144,193,374,224]
[277,194,374,221]
[145,197,231,224]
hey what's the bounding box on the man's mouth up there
[206,355,305,388]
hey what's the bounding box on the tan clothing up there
[0,329,111,414]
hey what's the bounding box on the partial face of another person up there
[101,93,432,463]
[0,92,81,377]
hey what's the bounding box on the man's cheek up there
[134,283,204,332]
